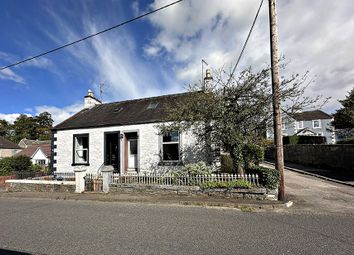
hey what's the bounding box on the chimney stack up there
[84,89,101,109]
[203,69,213,90]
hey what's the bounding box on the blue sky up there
[1,0,354,124]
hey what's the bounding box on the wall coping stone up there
[5,180,75,185]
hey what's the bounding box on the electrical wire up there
[0,0,184,71]
[227,0,264,85]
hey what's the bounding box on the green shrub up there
[0,156,32,175]
[199,180,253,189]
[242,143,264,169]
[30,164,43,172]
[175,162,213,176]
[248,166,279,189]
[220,154,233,173]
[283,135,326,144]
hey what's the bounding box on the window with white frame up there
[73,134,89,164]
[162,131,180,161]
[297,121,304,129]
[35,159,46,165]
[313,120,321,129]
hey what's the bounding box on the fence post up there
[74,166,86,193]
[101,165,114,193]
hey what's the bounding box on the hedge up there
[283,135,326,145]
[247,166,279,189]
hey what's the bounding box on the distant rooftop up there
[291,110,332,121]
[0,136,21,149]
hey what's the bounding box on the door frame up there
[103,131,120,172]
[122,130,140,174]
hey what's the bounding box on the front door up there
[128,139,137,169]
[104,132,120,172]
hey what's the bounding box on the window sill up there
[71,163,90,166]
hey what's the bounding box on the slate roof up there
[15,144,51,158]
[19,138,51,148]
[0,136,21,149]
[291,110,332,121]
[53,92,198,131]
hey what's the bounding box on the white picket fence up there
[112,173,259,186]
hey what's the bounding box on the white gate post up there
[74,166,86,193]
[101,165,114,193]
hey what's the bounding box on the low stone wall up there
[109,183,276,200]
[5,180,75,193]
[266,144,354,171]
[0,175,16,185]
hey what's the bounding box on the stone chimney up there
[203,69,213,90]
[84,89,101,109]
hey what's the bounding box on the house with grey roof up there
[51,90,206,174]
[267,110,335,144]
[0,136,22,159]
[15,143,51,166]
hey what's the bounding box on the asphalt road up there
[0,197,353,255]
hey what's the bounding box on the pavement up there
[262,162,354,215]
[265,160,354,186]
[0,197,353,255]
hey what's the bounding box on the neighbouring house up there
[267,110,336,144]
[15,143,51,166]
[51,90,206,175]
[0,136,22,159]
[18,138,51,149]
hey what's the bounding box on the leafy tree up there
[0,112,54,143]
[161,65,326,174]
[35,112,54,140]
[0,119,9,137]
[333,88,354,129]
[12,114,38,142]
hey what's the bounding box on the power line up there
[0,0,184,71]
[227,0,264,85]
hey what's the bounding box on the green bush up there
[248,166,279,189]
[0,156,32,176]
[199,180,253,189]
[242,143,264,169]
[175,162,213,176]
[220,154,233,173]
[283,135,326,144]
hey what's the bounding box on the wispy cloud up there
[0,69,25,84]
[145,0,354,113]
[41,1,182,103]
[0,50,53,84]
[34,102,83,125]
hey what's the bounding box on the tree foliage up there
[162,64,326,174]
[333,88,354,130]
[0,112,53,143]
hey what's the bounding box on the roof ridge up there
[98,91,199,107]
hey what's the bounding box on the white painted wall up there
[53,123,204,174]
[31,148,49,165]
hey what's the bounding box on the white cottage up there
[51,91,205,174]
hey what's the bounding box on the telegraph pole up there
[268,0,285,201]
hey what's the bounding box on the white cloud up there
[145,0,354,113]
[34,103,83,125]
[0,50,53,84]
[0,69,25,84]
[0,113,32,123]
[42,2,182,102]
